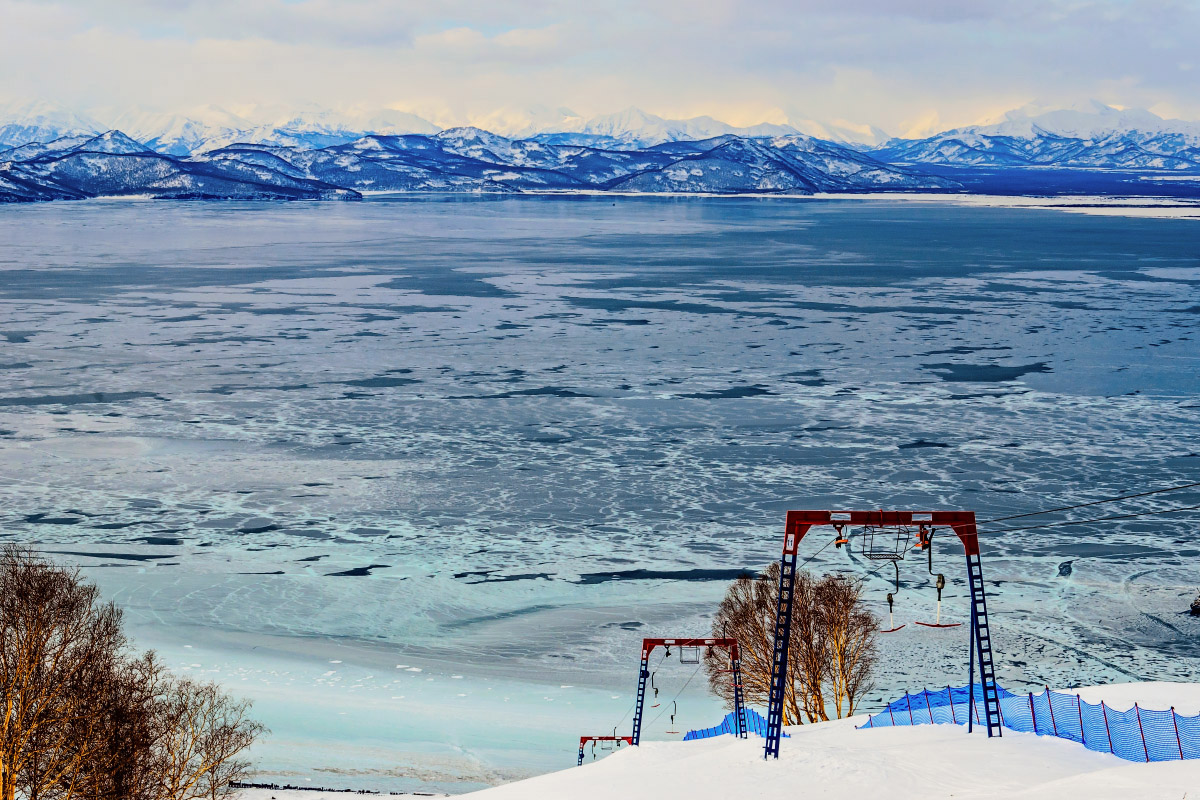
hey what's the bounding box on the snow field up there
[463,683,1200,799]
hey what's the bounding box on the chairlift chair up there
[859,522,911,633]
[860,523,913,561]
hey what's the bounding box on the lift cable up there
[610,648,670,734]
[798,536,837,569]
[978,480,1200,526]
[979,502,1200,536]
[645,660,705,729]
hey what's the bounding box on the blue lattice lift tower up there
[763,510,1001,759]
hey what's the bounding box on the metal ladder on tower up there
[631,651,651,745]
[731,647,747,739]
[763,548,797,758]
[966,552,1003,737]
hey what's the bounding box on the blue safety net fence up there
[860,683,1200,762]
[683,708,787,741]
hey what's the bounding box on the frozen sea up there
[0,196,1198,793]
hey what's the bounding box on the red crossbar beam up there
[783,510,979,556]
[640,637,740,660]
[579,736,633,746]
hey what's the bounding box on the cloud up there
[412,24,576,65]
[1,0,1198,132]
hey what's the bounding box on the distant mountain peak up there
[75,130,151,155]
[0,99,104,149]
[969,101,1200,140]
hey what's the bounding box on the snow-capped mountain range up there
[0,100,894,154]
[0,125,952,203]
[874,101,1200,171]
[2,100,1200,203]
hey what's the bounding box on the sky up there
[1,0,1198,136]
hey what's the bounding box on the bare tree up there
[816,576,878,718]
[150,679,266,800]
[74,652,168,800]
[1,544,125,800]
[1,545,265,800]
[704,569,797,722]
[704,563,879,725]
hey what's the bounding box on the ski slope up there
[232,684,1200,798]
[464,683,1200,799]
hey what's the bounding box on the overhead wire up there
[978,480,1200,525]
[646,658,705,730]
[978,502,1200,536]
[610,648,669,735]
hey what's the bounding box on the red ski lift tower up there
[577,735,633,766]
[763,510,1001,759]
[630,638,747,746]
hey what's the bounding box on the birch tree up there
[704,564,879,724]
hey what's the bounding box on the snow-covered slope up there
[230,683,1200,800]
[456,683,1200,800]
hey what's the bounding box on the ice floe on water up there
[0,196,1198,792]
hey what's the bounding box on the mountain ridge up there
[0,126,952,203]
[4,109,1200,204]
[5,100,1200,160]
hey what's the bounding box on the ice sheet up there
[0,196,1197,792]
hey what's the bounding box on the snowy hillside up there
[228,683,1200,799]
[458,682,1200,800]
[107,106,257,156]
